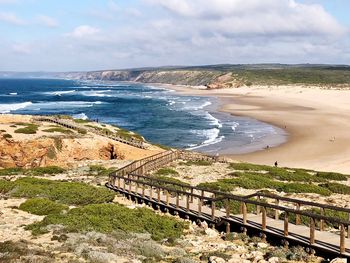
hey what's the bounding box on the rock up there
[330,259,347,263]
[205,228,219,238]
[268,257,279,263]
[201,221,208,229]
[209,256,226,263]
[257,242,268,249]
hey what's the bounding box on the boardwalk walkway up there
[106,150,350,259]
[34,116,147,149]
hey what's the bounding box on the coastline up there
[158,83,350,174]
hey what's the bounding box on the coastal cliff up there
[0,114,163,168]
[56,64,350,89]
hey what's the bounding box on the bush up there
[321,182,350,195]
[316,172,348,181]
[77,128,87,134]
[42,127,73,134]
[2,133,12,139]
[14,123,39,134]
[155,168,179,176]
[19,198,69,215]
[25,166,65,176]
[0,167,24,176]
[180,160,213,166]
[74,119,90,123]
[26,203,187,240]
[2,177,115,205]
[276,182,331,196]
[229,162,271,171]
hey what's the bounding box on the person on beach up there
[274,161,278,167]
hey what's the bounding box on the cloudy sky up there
[0,0,349,71]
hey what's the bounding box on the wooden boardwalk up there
[34,116,147,149]
[107,150,350,259]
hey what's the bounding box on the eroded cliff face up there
[59,70,242,89]
[0,136,124,168]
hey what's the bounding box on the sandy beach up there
[164,84,350,174]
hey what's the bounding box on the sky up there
[0,0,349,71]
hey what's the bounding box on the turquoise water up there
[0,78,286,154]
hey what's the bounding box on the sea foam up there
[0,101,32,113]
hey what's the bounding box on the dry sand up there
[165,84,350,174]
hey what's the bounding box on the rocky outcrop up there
[0,136,124,168]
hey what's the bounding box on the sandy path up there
[165,85,350,174]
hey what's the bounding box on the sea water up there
[0,78,287,154]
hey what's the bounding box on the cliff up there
[0,114,163,168]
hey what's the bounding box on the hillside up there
[54,64,350,89]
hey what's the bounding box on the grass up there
[316,172,348,181]
[26,203,187,240]
[14,123,39,134]
[179,160,213,166]
[0,177,115,205]
[73,119,91,123]
[2,133,12,139]
[19,198,69,215]
[198,173,332,196]
[89,165,115,176]
[320,183,350,195]
[42,127,74,134]
[25,166,65,176]
[0,167,24,176]
[155,167,179,176]
[151,175,190,192]
[116,128,144,141]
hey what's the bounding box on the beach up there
[166,84,350,174]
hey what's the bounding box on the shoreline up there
[157,83,350,174]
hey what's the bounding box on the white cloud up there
[12,43,31,54]
[148,0,346,37]
[0,12,25,25]
[36,15,58,28]
[67,25,100,38]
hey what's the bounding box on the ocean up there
[0,78,287,154]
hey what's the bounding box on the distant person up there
[274,161,278,167]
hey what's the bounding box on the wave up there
[81,90,112,97]
[182,100,212,111]
[204,112,222,128]
[72,113,88,120]
[231,121,239,131]
[9,92,17,95]
[28,101,104,111]
[187,128,224,150]
[0,101,32,113]
[45,90,76,96]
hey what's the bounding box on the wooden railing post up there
[256,196,261,215]
[198,198,202,216]
[186,194,190,211]
[348,213,350,238]
[295,203,301,225]
[225,198,230,218]
[340,224,346,254]
[157,187,161,202]
[149,186,153,200]
[166,190,169,205]
[176,193,179,208]
[310,217,315,245]
[242,202,247,225]
[117,177,121,188]
[142,184,145,198]
[275,199,279,220]
[284,212,289,237]
[211,200,216,220]
[262,207,267,230]
[190,188,194,203]
[320,208,325,231]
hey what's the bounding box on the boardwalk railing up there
[34,116,147,149]
[107,151,350,258]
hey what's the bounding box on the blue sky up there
[0,0,349,71]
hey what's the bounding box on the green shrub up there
[321,183,350,195]
[19,198,69,215]
[3,177,115,205]
[276,183,331,196]
[74,119,90,123]
[155,168,179,176]
[2,133,12,139]
[42,127,74,134]
[77,128,87,134]
[14,123,39,134]
[25,166,65,176]
[316,172,348,181]
[0,179,16,194]
[26,203,187,240]
[229,162,271,171]
[0,129,6,132]
[0,167,24,176]
[180,160,213,166]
